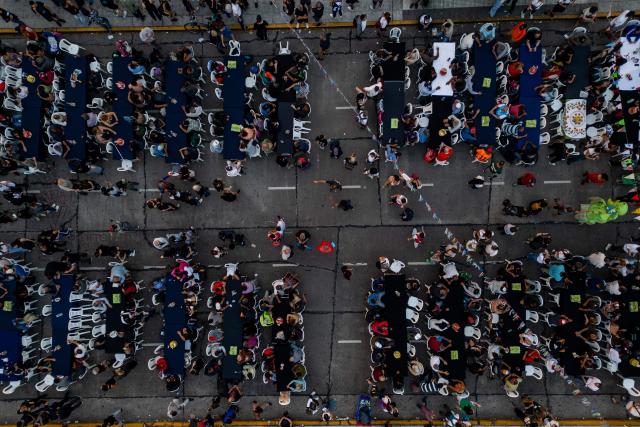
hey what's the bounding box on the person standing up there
[546,0,575,17]
[375,12,390,37]
[167,398,192,419]
[231,0,246,30]
[294,3,309,30]
[142,0,163,21]
[521,0,544,19]
[354,14,367,40]
[318,31,331,59]
[371,0,382,8]
[29,1,65,26]
[89,8,114,38]
[489,0,505,17]
[312,1,324,24]
[254,15,268,39]
[330,0,342,17]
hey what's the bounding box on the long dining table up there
[472,41,497,146]
[21,56,44,160]
[382,273,408,379]
[165,60,187,164]
[52,274,75,377]
[163,276,186,376]
[222,56,246,161]
[518,45,542,149]
[111,56,135,160]
[63,55,88,161]
[221,279,243,381]
[0,278,21,381]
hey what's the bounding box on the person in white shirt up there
[167,398,191,419]
[376,12,390,37]
[503,224,518,236]
[604,10,634,38]
[231,0,245,30]
[521,0,544,19]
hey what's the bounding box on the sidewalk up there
[0,0,637,33]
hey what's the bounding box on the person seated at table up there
[525,28,542,52]
[367,290,385,308]
[507,60,524,78]
[502,122,527,140]
[370,364,386,382]
[127,60,146,75]
[69,68,83,88]
[508,104,527,120]
[428,335,452,353]
[370,319,389,336]
[128,91,146,108]
[489,102,510,121]
[443,114,462,133]
[292,102,310,119]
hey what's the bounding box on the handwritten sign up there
[112,293,121,304]
[450,350,459,360]
[230,124,242,132]
[481,116,490,127]
[229,346,238,355]
[570,294,582,303]
[509,346,521,354]
[227,60,237,69]
[483,77,491,88]
[511,283,522,291]
[2,301,12,312]
[390,118,399,129]
[525,119,537,128]
[630,301,639,313]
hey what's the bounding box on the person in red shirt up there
[514,172,536,187]
[582,172,609,185]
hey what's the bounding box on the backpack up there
[260,311,274,327]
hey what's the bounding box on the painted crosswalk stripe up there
[407,261,435,266]
[342,185,362,189]
[488,182,505,186]
[272,263,299,267]
[343,262,368,266]
[338,340,362,344]
[544,180,571,184]
[268,186,296,190]
[335,106,353,110]
[419,183,434,188]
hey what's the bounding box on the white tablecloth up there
[618,37,640,91]
[562,99,587,139]
[432,42,455,96]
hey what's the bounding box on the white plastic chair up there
[525,365,543,380]
[464,326,481,339]
[278,41,290,55]
[539,132,550,145]
[459,33,475,50]
[245,74,257,89]
[228,40,241,56]
[407,296,423,311]
[3,381,23,395]
[35,374,55,392]
[622,378,640,397]
[92,324,106,337]
[41,337,53,352]
[526,310,539,323]
[148,356,161,370]
[106,61,113,74]
[405,308,420,324]
[389,27,401,43]
[389,259,405,273]
[59,39,84,56]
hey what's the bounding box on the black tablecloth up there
[382,42,406,81]
[382,274,407,378]
[52,274,74,377]
[428,96,453,149]
[222,279,243,380]
[621,91,640,154]
[382,81,405,145]
[275,55,296,103]
[165,60,187,164]
[104,280,126,353]
[565,46,590,99]
[440,280,467,381]
[277,102,294,154]
[222,56,247,160]
[272,296,294,391]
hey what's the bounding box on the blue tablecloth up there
[222,56,247,160]
[473,42,497,146]
[222,279,243,380]
[105,280,125,353]
[165,60,187,164]
[382,81,405,144]
[0,278,21,381]
[112,56,134,160]
[277,102,294,154]
[163,276,186,376]
[52,274,74,377]
[519,45,542,148]
[21,57,44,160]
[64,55,87,161]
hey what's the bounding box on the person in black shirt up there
[254,15,269,40]
[29,1,65,26]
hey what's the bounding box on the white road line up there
[342,185,362,189]
[338,340,362,344]
[138,188,161,192]
[335,106,353,110]
[142,342,163,347]
[342,262,368,266]
[143,265,167,270]
[31,267,44,272]
[488,182,505,186]
[272,263,299,267]
[544,180,572,184]
[268,186,296,190]
[206,264,223,268]
[26,190,41,194]
[407,261,436,266]
[419,183,434,188]
[82,266,109,271]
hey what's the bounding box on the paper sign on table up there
[630,301,639,312]
[2,301,11,311]
[511,283,522,291]
[509,346,521,354]
[450,350,459,360]
[227,60,237,69]
[230,124,242,132]
[570,294,582,303]
[112,294,121,304]
[483,78,491,88]
[390,118,399,129]
[481,116,490,127]
[525,119,537,128]
[229,346,238,355]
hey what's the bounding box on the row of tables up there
[222,56,247,161]
[381,274,408,381]
[275,54,296,155]
[21,56,44,160]
[63,54,88,161]
[517,44,542,151]
[52,274,74,377]
[112,56,135,160]
[165,60,188,164]
[0,278,21,381]
[380,42,405,145]
[221,279,243,380]
[562,46,590,140]
[163,275,186,377]
[473,41,497,146]
[618,35,640,175]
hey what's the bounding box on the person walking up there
[546,0,575,17]
[312,1,324,25]
[252,401,272,420]
[231,0,246,30]
[318,31,331,59]
[330,0,342,18]
[376,12,390,37]
[521,0,544,19]
[354,14,367,40]
[167,398,192,419]
[142,0,163,21]
[254,15,269,40]
[89,8,114,38]
[29,1,65,26]
[514,172,536,187]
[489,0,505,17]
